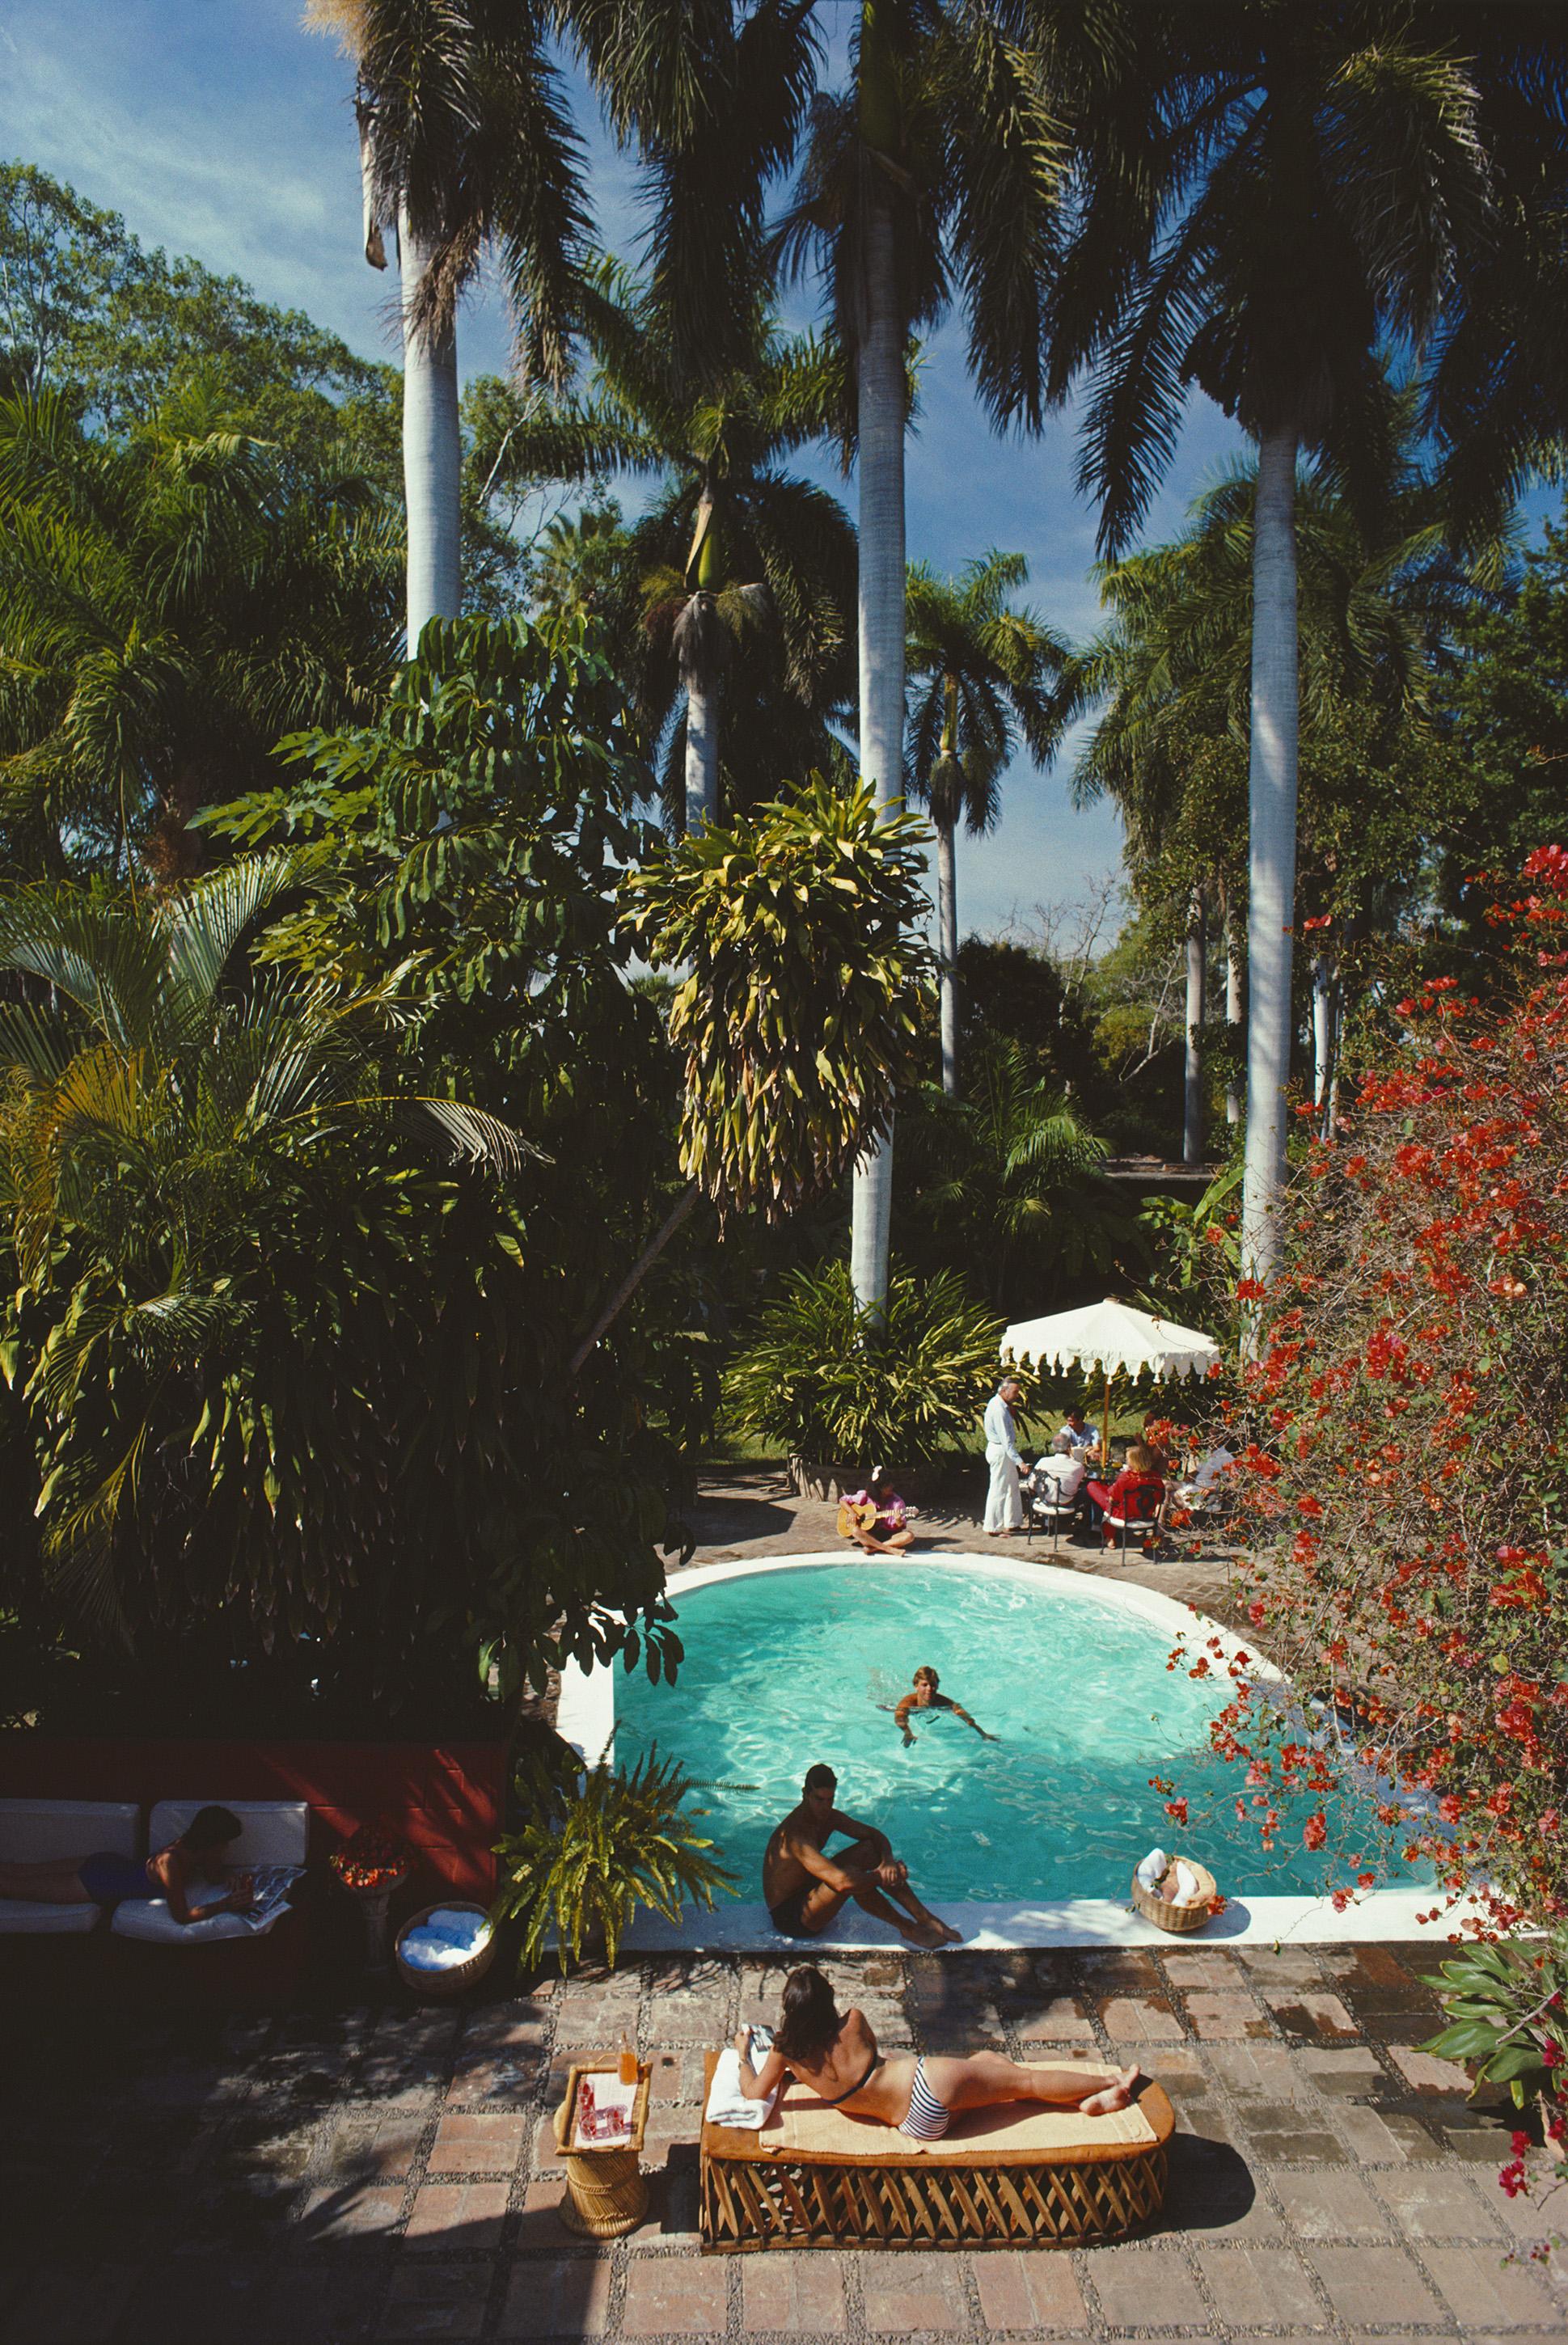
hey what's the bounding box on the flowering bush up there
[1201,849,1568,1930]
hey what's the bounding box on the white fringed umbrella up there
[1000,1297,1222,1462]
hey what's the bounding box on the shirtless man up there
[893,1665,995,1749]
[763,1764,962,1949]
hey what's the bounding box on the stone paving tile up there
[429,2111,528,2176]
[618,2254,729,2336]
[1422,2242,1566,2326]
[1097,1992,1186,2043]
[1007,1992,1097,2041]
[1271,2168,1395,2240]
[860,2249,968,2334]
[403,2182,511,2250]
[1181,1990,1273,2042]
[378,2258,495,2339]
[1263,1988,1361,2044]
[496,2256,613,2339]
[740,2251,848,2334]
[1306,2243,1448,2326]
[970,2250,1089,2333]
[1190,2244,1327,2330]
[1087,2243,1211,2330]
[1371,2168,1507,2240]
[297,2182,406,2244]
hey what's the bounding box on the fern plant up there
[492,1748,735,1971]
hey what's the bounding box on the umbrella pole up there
[1101,1371,1111,1468]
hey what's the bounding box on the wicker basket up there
[393,1900,497,1999]
[1130,1856,1218,1934]
[553,2062,651,2238]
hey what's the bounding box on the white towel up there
[1172,1861,1204,1908]
[704,2027,780,2129]
[1135,1846,1169,1893]
[400,1909,493,1971]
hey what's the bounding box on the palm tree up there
[896,1038,1135,1312]
[904,551,1068,1095]
[306,0,591,651]
[774,0,1072,1313]
[1074,450,1460,1162]
[480,276,856,830]
[0,385,400,878]
[0,856,524,1625]
[1051,6,1488,1287]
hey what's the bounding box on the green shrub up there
[492,1748,735,1971]
[724,1261,1004,1465]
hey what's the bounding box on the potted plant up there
[492,1748,734,1971]
[329,1823,412,1971]
[725,1262,1004,1499]
[1419,1935,1568,2178]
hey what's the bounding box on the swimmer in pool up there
[893,1664,995,1750]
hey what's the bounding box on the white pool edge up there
[556,1552,1484,1952]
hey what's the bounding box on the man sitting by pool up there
[892,1665,995,1749]
[763,1764,962,1949]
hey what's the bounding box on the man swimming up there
[763,1763,962,1949]
[893,1664,995,1749]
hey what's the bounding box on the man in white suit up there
[983,1375,1025,1535]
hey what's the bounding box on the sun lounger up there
[110,1799,306,1943]
[698,2051,1173,2251]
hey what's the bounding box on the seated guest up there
[734,1965,1139,2139]
[1088,1442,1168,1545]
[1051,1405,1097,1457]
[839,1472,915,1556]
[1174,1443,1236,1509]
[0,1805,255,1922]
[1029,1447,1086,1506]
[763,1764,960,1946]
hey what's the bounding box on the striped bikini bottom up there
[898,2056,951,2141]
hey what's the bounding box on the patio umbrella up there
[1000,1297,1223,1464]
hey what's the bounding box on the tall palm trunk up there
[1221,880,1243,1128]
[399,210,462,653]
[848,155,907,1317]
[1240,424,1300,1297]
[1312,950,1333,1107]
[936,673,960,1097]
[936,816,959,1096]
[684,670,721,835]
[1184,882,1206,1165]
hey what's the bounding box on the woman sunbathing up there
[0,1804,255,1922]
[734,1964,1139,2143]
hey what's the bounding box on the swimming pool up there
[605,1557,1430,1914]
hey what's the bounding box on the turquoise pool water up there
[612,1561,1424,1906]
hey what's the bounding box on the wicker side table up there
[553,2062,652,2239]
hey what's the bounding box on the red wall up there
[0,1738,507,1900]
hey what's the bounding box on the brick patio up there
[5,1941,1564,2344]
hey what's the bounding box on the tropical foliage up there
[626,776,934,1222]
[493,1747,735,1971]
[0,386,401,880]
[725,1261,1002,1466]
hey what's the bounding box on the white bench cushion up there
[146,1799,309,1868]
[0,1899,103,1935]
[111,1895,285,1944]
[0,1798,141,1862]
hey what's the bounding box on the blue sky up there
[0,0,1263,936]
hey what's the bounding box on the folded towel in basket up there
[704,2026,780,2128]
[1172,1861,1205,1908]
[1135,1846,1169,1893]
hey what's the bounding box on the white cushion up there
[146,1799,308,1869]
[0,1899,102,1936]
[0,1798,141,1864]
[110,1896,285,1944]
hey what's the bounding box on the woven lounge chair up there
[699,2051,1173,2252]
